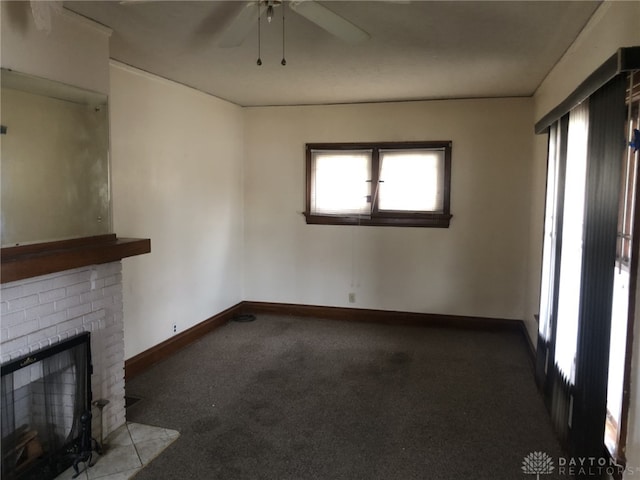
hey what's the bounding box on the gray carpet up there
[126,315,565,479]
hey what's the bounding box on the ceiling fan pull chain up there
[281,1,287,66]
[257,4,262,66]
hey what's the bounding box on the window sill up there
[304,213,452,228]
[1,234,151,284]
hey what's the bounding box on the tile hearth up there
[55,423,179,480]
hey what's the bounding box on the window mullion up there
[371,148,380,217]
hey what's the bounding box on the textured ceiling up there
[64,0,601,107]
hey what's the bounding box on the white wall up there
[109,62,245,359]
[0,2,111,94]
[244,98,535,320]
[529,2,640,473]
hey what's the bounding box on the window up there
[538,120,564,344]
[535,70,633,466]
[554,100,589,384]
[305,142,452,227]
[605,72,640,460]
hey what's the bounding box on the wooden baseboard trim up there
[124,302,243,380]
[241,301,524,332]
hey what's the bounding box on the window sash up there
[377,148,445,213]
[309,149,372,216]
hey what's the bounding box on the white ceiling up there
[64,0,601,107]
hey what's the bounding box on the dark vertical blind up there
[572,74,627,463]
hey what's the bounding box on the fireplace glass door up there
[1,333,91,480]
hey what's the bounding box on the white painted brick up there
[84,310,106,324]
[92,297,114,311]
[25,303,55,321]
[104,343,124,359]
[104,316,117,328]
[30,340,51,353]
[10,350,27,360]
[1,328,8,342]
[66,281,91,296]
[54,295,81,312]
[22,278,54,296]
[39,287,67,303]
[68,302,92,319]
[104,274,122,287]
[53,270,92,289]
[3,336,28,356]
[111,379,125,394]
[7,294,39,312]
[27,326,58,345]
[39,310,68,329]
[2,310,26,328]
[105,351,124,366]
[102,284,123,298]
[7,318,39,339]
[56,317,84,334]
[81,290,104,304]
[1,285,24,301]
[97,263,122,277]
[106,331,124,346]
[1,302,7,314]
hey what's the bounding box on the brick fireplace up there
[1,262,127,440]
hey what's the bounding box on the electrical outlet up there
[348,292,356,303]
[173,324,177,333]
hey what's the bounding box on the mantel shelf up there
[1,234,150,284]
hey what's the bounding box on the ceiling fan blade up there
[218,2,265,48]
[289,0,369,43]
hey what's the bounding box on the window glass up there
[555,100,589,384]
[378,149,444,212]
[539,123,561,342]
[310,150,371,216]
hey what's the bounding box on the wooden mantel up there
[1,234,150,284]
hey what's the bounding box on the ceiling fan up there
[218,0,370,48]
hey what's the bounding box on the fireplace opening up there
[1,333,92,480]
